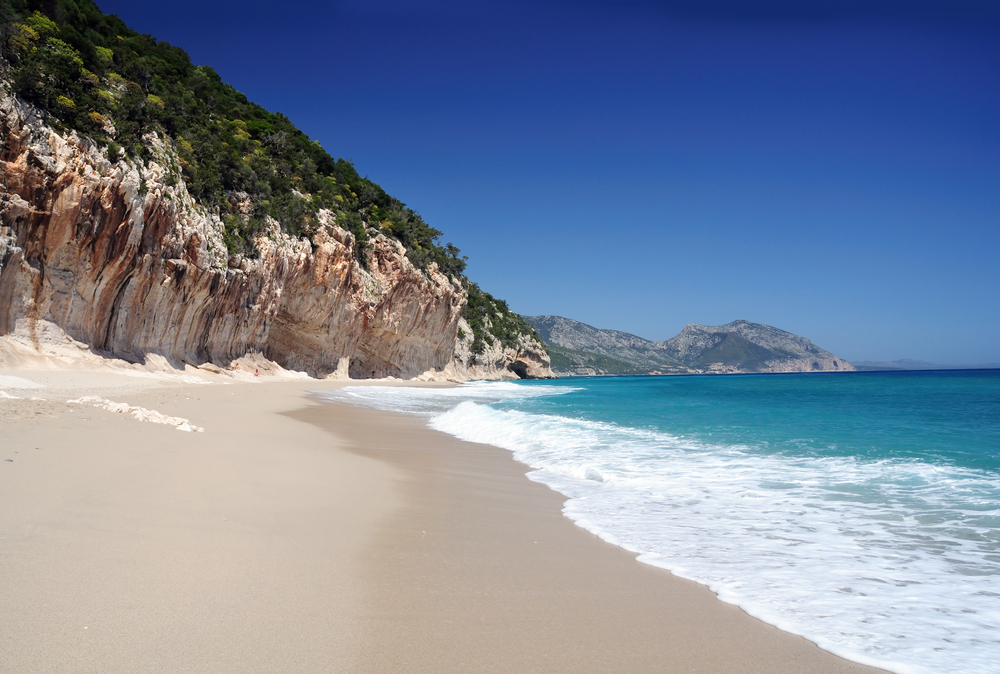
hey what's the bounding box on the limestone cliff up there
[0,87,551,380]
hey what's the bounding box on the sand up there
[1,369,888,673]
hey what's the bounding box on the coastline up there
[2,370,886,672]
[294,395,888,674]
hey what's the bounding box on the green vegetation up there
[0,0,461,268]
[692,333,787,372]
[463,283,540,355]
[0,0,532,352]
[545,344,644,375]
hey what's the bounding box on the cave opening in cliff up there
[507,360,530,379]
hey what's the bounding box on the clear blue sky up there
[96,0,999,364]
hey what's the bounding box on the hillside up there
[528,315,688,374]
[0,0,549,379]
[525,316,853,376]
[545,344,646,377]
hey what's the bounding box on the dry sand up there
[1,370,888,673]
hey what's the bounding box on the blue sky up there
[96,0,999,363]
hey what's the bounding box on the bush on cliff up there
[463,282,542,355]
[0,0,461,272]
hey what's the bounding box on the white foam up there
[319,381,577,416]
[323,383,1000,674]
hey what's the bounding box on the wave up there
[320,381,578,416]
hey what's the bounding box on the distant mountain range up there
[852,360,1000,372]
[524,316,854,376]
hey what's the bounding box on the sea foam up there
[320,381,1000,674]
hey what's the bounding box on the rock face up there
[0,88,549,380]
[446,317,553,381]
[525,315,854,375]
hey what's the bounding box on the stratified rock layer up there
[0,89,550,379]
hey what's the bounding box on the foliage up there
[545,344,643,375]
[0,0,465,273]
[462,281,541,355]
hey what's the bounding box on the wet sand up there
[1,371,887,673]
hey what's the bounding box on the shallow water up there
[320,370,1000,674]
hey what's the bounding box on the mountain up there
[528,316,688,374]
[663,320,851,373]
[544,344,648,377]
[0,1,550,380]
[525,316,853,376]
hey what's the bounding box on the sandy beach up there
[1,369,887,673]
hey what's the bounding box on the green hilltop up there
[0,0,539,355]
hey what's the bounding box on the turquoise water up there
[322,370,1000,674]
[505,370,1000,469]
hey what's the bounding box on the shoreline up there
[294,391,888,673]
[2,370,887,672]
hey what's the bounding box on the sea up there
[319,370,1000,674]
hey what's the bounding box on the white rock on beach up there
[67,396,204,432]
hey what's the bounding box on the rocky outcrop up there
[260,219,467,379]
[0,86,548,380]
[445,317,553,380]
